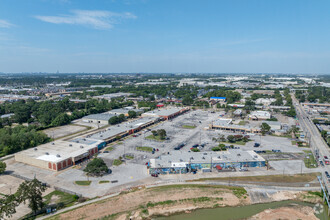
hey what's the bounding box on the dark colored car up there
[191,144,199,148]
[254,143,260,147]
[151,173,158,177]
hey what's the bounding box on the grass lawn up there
[75,181,91,186]
[44,190,78,205]
[105,147,114,151]
[304,151,317,168]
[136,146,153,152]
[113,159,123,166]
[99,180,110,184]
[291,141,297,145]
[188,173,319,183]
[182,125,196,129]
[145,135,165,141]
[220,141,247,145]
[238,121,247,125]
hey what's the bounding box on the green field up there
[182,125,196,129]
[136,146,153,152]
[75,181,91,186]
[44,190,78,205]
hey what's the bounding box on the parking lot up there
[3,109,318,198]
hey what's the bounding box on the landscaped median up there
[136,146,153,152]
[74,181,91,186]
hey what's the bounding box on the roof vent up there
[237,154,241,156]
[80,145,84,148]
[83,138,86,141]
[202,157,205,159]
[52,142,55,145]
[56,154,60,157]
[100,135,103,137]
[218,156,221,159]
[34,148,38,151]
[45,152,49,155]
[69,144,72,147]
[76,141,79,143]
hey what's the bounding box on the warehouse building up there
[209,119,261,134]
[248,111,271,120]
[85,117,160,143]
[141,107,189,120]
[82,113,116,125]
[108,108,143,117]
[149,150,265,175]
[15,140,104,171]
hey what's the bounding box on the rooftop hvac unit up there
[52,143,55,145]
[45,152,49,155]
[76,141,79,143]
[83,138,86,141]
[80,146,84,148]
[56,154,60,157]
[237,154,241,156]
[34,148,38,151]
[202,157,205,159]
[180,159,183,162]
[69,144,72,147]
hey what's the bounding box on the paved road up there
[292,94,330,187]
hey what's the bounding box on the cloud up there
[34,10,137,29]
[0,19,13,28]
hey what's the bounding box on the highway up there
[292,94,330,188]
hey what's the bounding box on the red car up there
[151,174,158,177]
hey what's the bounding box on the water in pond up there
[155,200,329,220]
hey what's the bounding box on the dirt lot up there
[48,185,247,220]
[0,175,24,195]
[43,124,88,139]
[249,206,318,220]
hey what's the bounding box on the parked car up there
[151,173,158,177]
[103,151,109,153]
[325,171,330,178]
[254,143,260,147]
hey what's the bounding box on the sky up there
[0,0,330,74]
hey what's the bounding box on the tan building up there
[15,140,103,171]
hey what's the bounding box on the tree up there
[0,161,6,174]
[51,113,71,127]
[118,114,126,123]
[84,158,109,176]
[128,110,137,118]
[108,116,119,125]
[16,178,47,214]
[0,194,19,219]
[151,130,158,136]
[182,95,193,105]
[260,123,271,135]
[157,129,167,140]
[227,135,235,143]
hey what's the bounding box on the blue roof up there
[210,97,226,100]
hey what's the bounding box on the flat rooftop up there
[16,140,102,163]
[86,117,159,141]
[143,107,185,117]
[150,150,265,168]
[82,113,116,121]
